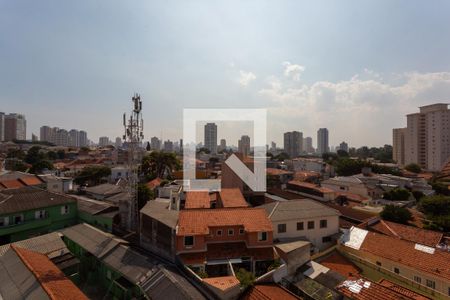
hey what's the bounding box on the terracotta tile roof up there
[325,203,374,223]
[266,168,293,176]
[202,276,239,291]
[0,179,25,189]
[288,180,335,193]
[146,177,162,189]
[318,251,361,277]
[12,245,88,300]
[218,188,248,208]
[370,220,443,247]
[179,242,275,264]
[177,208,273,235]
[346,230,450,281]
[335,192,369,203]
[243,284,301,300]
[378,279,431,300]
[185,191,211,209]
[18,176,43,186]
[336,276,418,300]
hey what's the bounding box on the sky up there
[1,1,450,148]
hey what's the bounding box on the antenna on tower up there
[122,93,144,232]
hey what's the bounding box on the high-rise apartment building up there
[150,136,161,151]
[4,113,26,141]
[78,131,88,147]
[115,137,122,148]
[56,129,69,147]
[400,103,450,171]
[284,131,303,158]
[218,139,227,152]
[393,128,406,166]
[339,141,349,153]
[40,126,52,143]
[163,140,174,152]
[303,137,314,153]
[99,136,110,147]
[238,135,251,157]
[0,112,5,141]
[69,129,79,147]
[317,128,329,155]
[204,123,218,154]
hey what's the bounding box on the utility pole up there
[123,93,144,231]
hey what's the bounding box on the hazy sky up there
[1,1,450,148]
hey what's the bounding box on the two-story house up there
[0,187,77,244]
[176,207,275,277]
[261,199,341,251]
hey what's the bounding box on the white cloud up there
[238,70,256,86]
[282,61,305,81]
[258,68,450,147]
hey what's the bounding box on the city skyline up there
[2,1,450,147]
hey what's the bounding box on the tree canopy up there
[141,151,181,179]
[404,163,421,174]
[74,166,111,185]
[383,188,411,201]
[380,205,412,224]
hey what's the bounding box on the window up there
[394,267,400,274]
[320,219,327,228]
[184,236,194,247]
[376,261,382,266]
[228,229,234,236]
[61,205,69,215]
[258,232,267,242]
[216,229,222,236]
[35,210,46,220]
[14,215,23,225]
[322,236,331,243]
[308,221,315,229]
[297,222,304,230]
[278,224,287,233]
[426,280,435,290]
[413,276,421,284]
[239,228,244,235]
[0,217,9,227]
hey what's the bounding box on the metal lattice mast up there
[123,94,144,231]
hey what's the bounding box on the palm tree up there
[142,151,181,179]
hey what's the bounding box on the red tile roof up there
[202,276,239,291]
[318,251,361,277]
[288,180,335,193]
[219,188,248,208]
[266,168,293,176]
[336,276,419,300]
[378,279,431,300]
[185,191,211,209]
[0,179,25,189]
[18,176,43,186]
[179,242,275,264]
[346,231,450,281]
[146,177,162,190]
[12,245,88,300]
[370,220,443,247]
[335,192,369,203]
[177,208,273,235]
[243,284,301,300]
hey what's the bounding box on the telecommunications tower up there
[123,93,144,231]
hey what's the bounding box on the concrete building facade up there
[284,131,303,158]
[204,123,218,154]
[393,128,406,166]
[402,104,450,171]
[317,128,329,155]
[4,113,26,141]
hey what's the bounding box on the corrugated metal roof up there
[0,232,69,259]
[0,248,49,299]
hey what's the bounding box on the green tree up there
[57,149,66,160]
[25,146,44,165]
[412,191,425,201]
[146,142,151,151]
[74,166,112,185]
[383,188,411,201]
[30,160,54,174]
[404,163,421,174]
[46,150,58,160]
[141,151,181,179]
[380,205,412,224]
[334,159,367,176]
[418,195,450,231]
[137,184,154,210]
[6,149,25,160]
[274,152,290,161]
[235,268,255,289]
